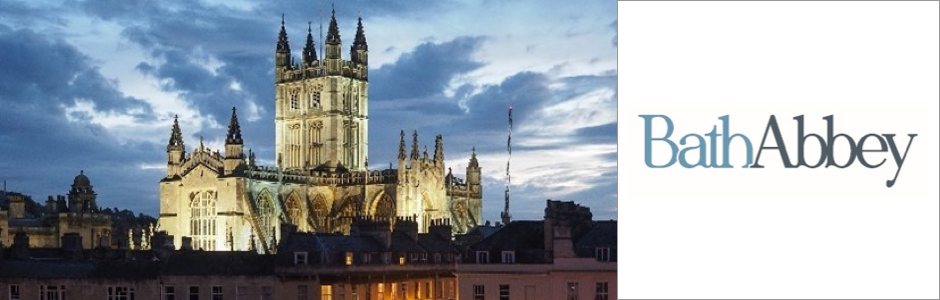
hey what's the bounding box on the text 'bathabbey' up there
[158,10,483,253]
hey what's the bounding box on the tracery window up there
[373,194,395,220]
[290,90,300,110]
[258,193,274,239]
[190,191,217,250]
[286,194,302,226]
[310,196,328,232]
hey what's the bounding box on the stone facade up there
[157,10,482,253]
[0,172,112,250]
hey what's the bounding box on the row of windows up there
[471,282,609,300]
[8,282,462,300]
[474,247,613,264]
[287,87,362,112]
[294,251,457,266]
[288,90,322,110]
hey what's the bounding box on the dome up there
[73,170,91,186]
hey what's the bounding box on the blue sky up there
[0,0,617,221]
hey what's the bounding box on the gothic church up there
[157,10,483,253]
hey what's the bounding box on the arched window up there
[190,191,217,250]
[310,195,328,232]
[258,193,274,240]
[373,194,395,221]
[286,194,302,227]
[290,90,300,110]
[336,196,362,234]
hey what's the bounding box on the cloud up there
[371,36,487,101]
[0,26,162,213]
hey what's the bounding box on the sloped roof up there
[390,232,426,253]
[417,233,458,253]
[574,220,617,259]
[471,221,544,252]
[161,251,274,276]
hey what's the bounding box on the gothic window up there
[373,194,395,220]
[286,194,302,227]
[310,85,321,109]
[190,191,217,251]
[310,195,328,232]
[258,193,274,240]
[309,122,322,166]
[335,197,361,234]
[290,90,300,110]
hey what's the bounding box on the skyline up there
[0,0,617,221]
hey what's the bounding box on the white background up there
[617,2,940,298]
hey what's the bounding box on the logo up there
[639,114,917,187]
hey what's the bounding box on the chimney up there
[429,218,453,241]
[394,216,419,241]
[353,217,392,248]
[8,193,26,219]
[543,200,593,260]
[180,236,193,251]
[11,232,29,259]
[46,196,58,215]
[61,233,83,259]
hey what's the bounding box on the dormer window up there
[476,251,489,264]
[595,247,610,262]
[362,253,371,264]
[345,252,354,266]
[399,255,406,266]
[501,251,515,264]
[433,253,442,263]
[294,251,308,265]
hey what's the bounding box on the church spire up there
[351,16,368,66]
[398,130,407,161]
[433,134,443,162]
[276,14,291,68]
[277,14,290,53]
[353,17,367,49]
[469,146,479,168]
[168,115,184,150]
[410,130,420,162]
[303,22,317,65]
[226,107,243,145]
[326,7,340,45]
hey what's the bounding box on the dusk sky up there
[0,0,617,221]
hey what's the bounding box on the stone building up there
[455,200,617,300]
[0,218,460,300]
[0,171,112,249]
[158,9,483,254]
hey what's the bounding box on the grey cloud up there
[370,36,486,101]
[0,26,161,213]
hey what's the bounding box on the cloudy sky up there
[0,0,617,221]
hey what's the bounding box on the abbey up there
[157,10,483,253]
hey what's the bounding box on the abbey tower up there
[274,11,369,171]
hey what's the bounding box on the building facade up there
[0,171,112,250]
[158,10,482,253]
[0,218,461,300]
[455,200,617,300]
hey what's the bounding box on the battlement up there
[245,165,398,186]
[276,61,367,84]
